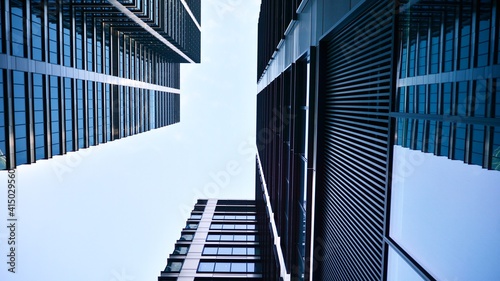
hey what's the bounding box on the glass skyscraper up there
[255,0,500,280]
[159,199,268,280]
[0,0,200,169]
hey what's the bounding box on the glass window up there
[76,80,84,149]
[429,84,438,114]
[429,25,439,74]
[48,0,59,64]
[105,84,111,141]
[222,224,235,230]
[492,127,500,171]
[33,74,45,160]
[454,123,466,161]
[476,5,491,67]
[459,7,472,70]
[232,247,246,255]
[64,78,73,151]
[231,263,246,273]
[11,0,25,57]
[210,224,222,230]
[186,223,198,230]
[217,248,231,255]
[221,235,234,241]
[164,261,183,272]
[214,262,231,272]
[408,86,414,113]
[417,26,427,76]
[406,119,414,149]
[398,87,406,113]
[179,234,193,241]
[470,125,484,166]
[198,262,215,272]
[31,1,43,61]
[96,83,103,144]
[426,121,436,154]
[443,19,454,72]
[50,76,60,155]
[0,7,3,53]
[173,246,189,255]
[213,215,224,220]
[202,247,217,255]
[389,145,500,281]
[456,81,469,116]
[408,39,416,77]
[190,214,202,219]
[474,80,487,117]
[416,120,424,151]
[441,83,452,115]
[417,85,426,114]
[439,122,450,157]
[13,71,27,165]
[87,81,94,146]
[206,234,220,241]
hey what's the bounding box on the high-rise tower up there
[0,0,201,169]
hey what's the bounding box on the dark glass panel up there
[429,84,438,114]
[456,81,469,116]
[0,71,5,167]
[400,40,407,78]
[418,85,426,114]
[470,125,484,166]
[64,78,73,151]
[11,0,25,57]
[48,0,58,64]
[474,80,487,117]
[454,123,467,161]
[416,119,424,150]
[76,80,84,149]
[442,83,452,115]
[88,82,94,146]
[50,76,60,155]
[31,0,43,61]
[427,120,436,154]
[492,127,500,171]
[13,71,27,165]
[458,6,472,70]
[408,38,416,77]
[33,74,45,160]
[439,121,451,157]
[408,86,414,113]
[398,87,406,113]
[418,25,427,76]
[476,3,491,67]
[443,18,454,72]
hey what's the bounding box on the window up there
[202,247,259,256]
[185,223,198,230]
[33,74,45,160]
[50,76,60,155]
[470,125,484,166]
[210,224,255,230]
[439,122,450,157]
[473,80,487,117]
[164,261,183,272]
[429,84,438,114]
[197,262,262,273]
[179,234,193,241]
[64,78,73,151]
[456,81,468,116]
[76,80,84,149]
[458,7,472,70]
[87,81,94,146]
[453,123,466,161]
[173,246,189,255]
[11,0,25,57]
[212,214,256,220]
[13,71,27,165]
[492,127,500,171]
[476,4,491,67]
[31,1,43,61]
[190,214,202,220]
[206,234,257,242]
[0,71,5,167]
[417,85,426,114]
[417,25,427,76]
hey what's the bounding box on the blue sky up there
[0,1,261,280]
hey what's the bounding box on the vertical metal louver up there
[315,0,395,280]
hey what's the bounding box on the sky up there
[0,0,262,280]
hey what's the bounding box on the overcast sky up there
[0,1,261,280]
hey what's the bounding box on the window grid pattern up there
[197,261,261,273]
[0,0,197,169]
[209,224,256,230]
[396,0,499,170]
[202,246,259,256]
[206,234,257,242]
[33,74,45,160]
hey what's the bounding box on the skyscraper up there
[0,0,200,169]
[256,0,500,280]
[158,199,270,280]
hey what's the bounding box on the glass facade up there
[0,0,199,169]
[159,199,264,280]
[395,0,499,170]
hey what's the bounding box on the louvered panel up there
[315,0,394,280]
